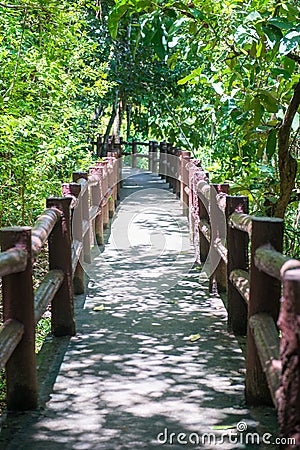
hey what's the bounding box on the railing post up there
[104,157,115,218]
[89,166,104,246]
[198,173,210,263]
[225,196,249,334]
[246,217,284,405]
[46,197,75,337]
[180,151,191,216]
[148,141,153,172]
[165,143,172,187]
[209,183,229,293]
[278,269,300,446]
[73,172,91,263]
[96,162,109,229]
[159,142,166,179]
[153,141,158,174]
[0,227,38,410]
[132,140,137,168]
[175,149,181,199]
[62,183,85,295]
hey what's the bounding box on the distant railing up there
[0,154,120,411]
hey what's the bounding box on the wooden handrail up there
[0,150,121,412]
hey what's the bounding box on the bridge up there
[0,143,298,448]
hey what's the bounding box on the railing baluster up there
[46,197,75,337]
[0,227,38,410]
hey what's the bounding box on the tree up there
[109,0,300,219]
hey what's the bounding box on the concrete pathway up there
[0,169,277,449]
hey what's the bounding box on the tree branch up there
[275,81,300,218]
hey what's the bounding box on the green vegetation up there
[0,0,299,247]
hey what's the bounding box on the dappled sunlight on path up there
[1,169,277,450]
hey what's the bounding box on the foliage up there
[0,0,110,226]
[108,0,300,223]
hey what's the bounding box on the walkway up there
[0,169,276,449]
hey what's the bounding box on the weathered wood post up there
[180,151,191,216]
[46,197,75,337]
[209,183,230,293]
[1,227,38,410]
[62,183,85,295]
[246,217,283,405]
[104,157,115,218]
[278,269,300,448]
[159,141,167,179]
[73,172,91,263]
[89,167,104,246]
[153,141,158,174]
[132,140,137,168]
[96,162,109,229]
[165,143,172,187]
[149,141,154,172]
[197,173,210,263]
[188,160,202,264]
[175,149,181,199]
[225,196,249,334]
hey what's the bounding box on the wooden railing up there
[179,155,300,446]
[0,154,120,411]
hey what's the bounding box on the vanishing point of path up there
[0,168,277,449]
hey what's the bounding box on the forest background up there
[0,0,300,254]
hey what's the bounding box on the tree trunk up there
[102,90,119,154]
[275,81,300,218]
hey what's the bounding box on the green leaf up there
[262,24,283,48]
[189,333,201,342]
[258,90,278,113]
[279,30,300,55]
[252,97,264,127]
[93,304,105,311]
[284,56,296,74]
[108,5,129,40]
[177,67,202,85]
[268,18,294,30]
[266,129,277,158]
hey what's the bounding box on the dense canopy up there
[0,0,299,251]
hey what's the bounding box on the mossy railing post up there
[226,196,249,335]
[209,183,229,293]
[132,140,137,168]
[246,217,284,405]
[73,172,91,263]
[0,227,38,410]
[278,269,300,446]
[62,183,85,295]
[180,151,191,216]
[46,197,75,337]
